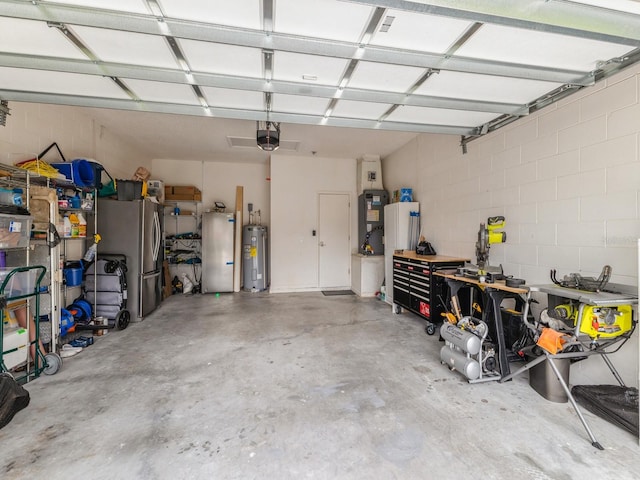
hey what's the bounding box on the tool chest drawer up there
[392,254,467,329]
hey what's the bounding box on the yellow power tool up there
[475,216,506,273]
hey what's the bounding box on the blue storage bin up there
[63,260,83,286]
[51,159,95,187]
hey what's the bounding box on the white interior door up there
[318,193,351,289]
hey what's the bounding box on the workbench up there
[436,272,529,379]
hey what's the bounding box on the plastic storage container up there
[51,159,95,187]
[116,180,143,201]
[0,188,23,206]
[0,267,39,298]
[0,214,32,249]
[63,261,83,287]
[2,326,28,370]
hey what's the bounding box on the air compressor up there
[440,316,500,383]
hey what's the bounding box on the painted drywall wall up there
[0,102,151,179]
[382,64,640,387]
[151,158,271,227]
[151,158,270,287]
[270,154,357,292]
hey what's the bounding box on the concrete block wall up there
[385,65,640,287]
[0,102,151,179]
[382,64,640,386]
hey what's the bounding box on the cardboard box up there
[164,185,202,202]
[132,166,150,182]
[165,193,202,201]
[172,186,200,195]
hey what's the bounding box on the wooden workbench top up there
[392,250,470,263]
[435,271,530,295]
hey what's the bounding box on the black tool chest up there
[392,252,468,334]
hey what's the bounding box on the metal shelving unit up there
[164,200,201,290]
[0,162,63,378]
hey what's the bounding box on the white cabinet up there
[383,202,420,305]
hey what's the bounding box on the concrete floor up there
[1,292,639,480]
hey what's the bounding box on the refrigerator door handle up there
[141,270,161,279]
[152,210,160,262]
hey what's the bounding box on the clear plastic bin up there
[0,268,39,298]
[0,214,32,249]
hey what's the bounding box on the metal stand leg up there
[499,354,546,383]
[600,353,626,387]
[486,289,511,378]
[545,354,604,450]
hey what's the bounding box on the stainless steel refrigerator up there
[201,212,235,293]
[91,198,163,320]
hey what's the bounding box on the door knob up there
[319,241,325,247]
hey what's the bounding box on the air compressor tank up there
[440,346,481,380]
[243,225,269,292]
[440,322,482,355]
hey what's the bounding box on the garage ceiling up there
[1,0,640,161]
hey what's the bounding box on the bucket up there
[529,357,570,403]
[51,159,95,187]
[63,261,83,287]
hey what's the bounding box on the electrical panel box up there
[358,189,388,256]
[357,156,383,194]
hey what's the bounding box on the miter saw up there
[460,216,507,281]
